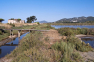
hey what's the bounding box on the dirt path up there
[41,29,63,47]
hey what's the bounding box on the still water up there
[51,25,94,48]
[81,36,94,48]
[0,32,29,58]
[51,25,94,29]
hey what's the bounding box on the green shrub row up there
[7,23,15,27]
[57,27,94,36]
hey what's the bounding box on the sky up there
[0,0,94,23]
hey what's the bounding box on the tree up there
[27,16,37,23]
[0,18,4,22]
[10,18,14,20]
[17,18,21,21]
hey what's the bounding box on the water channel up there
[51,25,94,29]
[0,32,29,58]
[51,25,94,48]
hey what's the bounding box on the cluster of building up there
[8,19,25,24]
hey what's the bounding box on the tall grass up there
[6,31,49,62]
[52,41,83,62]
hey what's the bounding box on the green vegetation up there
[17,18,21,21]
[2,24,93,62]
[35,22,40,25]
[27,16,37,23]
[0,24,54,41]
[57,27,93,52]
[57,27,94,36]
[66,36,93,52]
[0,26,10,41]
[10,18,14,20]
[12,24,55,30]
[0,18,4,22]
[49,23,94,25]
[7,31,84,62]
[7,23,15,27]
[7,31,48,62]
[52,41,83,62]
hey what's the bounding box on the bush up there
[8,23,15,27]
[37,22,40,25]
[57,27,94,36]
[80,28,89,35]
[35,22,40,25]
[66,36,93,52]
[52,41,83,62]
[0,30,2,35]
[57,28,74,36]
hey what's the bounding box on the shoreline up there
[76,34,94,49]
[76,34,94,38]
[51,25,94,26]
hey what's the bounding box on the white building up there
[8,19,25,24]
[72,20,77,22]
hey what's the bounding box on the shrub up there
[80,28,89,35]
[66,36,93,52]
[8,23,15,27]
[57,28,74,36]
[51,41,83,62]
[57,27,94,36]
[37,22,40,25]
[0,30,2,35]
[35,22,40,25]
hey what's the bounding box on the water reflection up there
[81,37,94,48]
[0,32,29,58]
[0,49,1,54]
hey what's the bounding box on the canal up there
[0,32,29,58]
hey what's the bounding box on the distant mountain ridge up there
[56,16,94,23]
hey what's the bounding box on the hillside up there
[56,16,94,23]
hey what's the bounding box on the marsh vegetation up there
[4,24,94,62]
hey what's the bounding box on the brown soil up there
[0,23,12,29]
[41,29,65,48]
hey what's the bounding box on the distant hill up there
[56,16,94,23]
